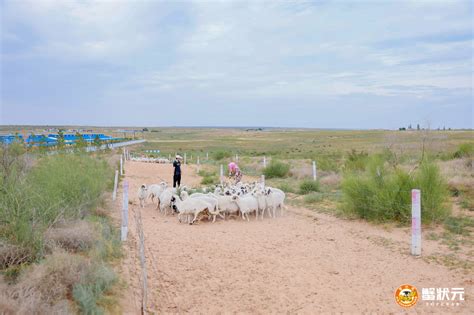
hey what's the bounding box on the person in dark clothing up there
[173,155,182,188]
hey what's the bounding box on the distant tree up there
[399,127,406,131]
[417,124,420,131]
[94,135,101,151]
[408,124,412,129]
[443,126,446,131]
[143,128,149,132]
[75,132,87,151]
[57,130,65,150]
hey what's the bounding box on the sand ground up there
[114,160,473,314]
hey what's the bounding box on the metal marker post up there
[121,181,129,241]
[312,161,317,181]
[411,189,421,256]
[112,170,119,201]
[261,174,265,187]
[220,164,224,186]
[263,156,267,168]
[120,155,123,176]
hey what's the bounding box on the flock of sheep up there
[130,156,170,163]
[137,181,286,224]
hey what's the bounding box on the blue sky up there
[1,0,472,129]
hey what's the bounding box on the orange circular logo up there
[395,284,419,307]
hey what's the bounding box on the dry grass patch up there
[45,221,96,253]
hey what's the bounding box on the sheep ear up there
[267,188,271,194]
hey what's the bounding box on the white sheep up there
[171,195,215,224]
[137,184,148,208]
[147,182,168,209]
[264,187,286,217]
[186,192,224,222]
[216,195,240,218]
[231,194,259,221]
[159,187,176,215]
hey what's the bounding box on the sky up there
[1,0,472,129]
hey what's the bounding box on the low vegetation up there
[341,156,450,223]
[0,144,120,313]
[263,161,290,178]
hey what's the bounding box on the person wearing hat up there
[173,155,182,188]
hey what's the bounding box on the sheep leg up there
[191,211,199,224]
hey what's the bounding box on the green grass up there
[299,179,320,194]
[444,216,474,236]
[263,161,290,178]
[304,192,324,204]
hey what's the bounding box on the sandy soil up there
[115,160,473,314]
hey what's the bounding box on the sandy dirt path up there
[116,161,473,314]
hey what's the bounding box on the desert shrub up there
[73,264,117,315]
[299,179,320,194]
[341,159,449,223]
[263,161,290,178]
[344,149,369,171]
[201,176,217,185]
[304,192,324,204]
[277,182,296,193]
[44,221,96,253]
[315,156,338,172]
[212,150,231,161]
[0,153,112,264]
[453,143,473,159]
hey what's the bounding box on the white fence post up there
[261,174,265,187]
[112,170,119,201]
[263,156,267,168]
[236,154,239,162]
[184,153,187,165]
[197,156,200,173]
[206,152,209,160]
[411,189,421,256]
[220,164,224,186]
[120,155,123,176]
[312,161,317,181]
[121,181,129,241]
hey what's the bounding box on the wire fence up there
[134,207,148,314]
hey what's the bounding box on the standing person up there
[228,162,243,184]
[173,155,182,188]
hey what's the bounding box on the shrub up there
[344,149,369,171]
[0,153,112,263]
[341,159,450,224]
[201,176,217,185]
[277,182,296,193]
[315,156,338,172]
[263,161,290,178]
[453,143,473,159]
[212,150,231,161]
[299,179,320,194]
[44,221,96,253]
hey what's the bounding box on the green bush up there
[212,150,231,161]
[277,182,296,193]
[0,153,112,263]
[299,179,320,194]
[453,143,474,158]
[263,161,290,178]
[201,176,217,185]
[344,149,369,171]
[341,159,449,224]
[73,264,117,314]
[315,156,339,172]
